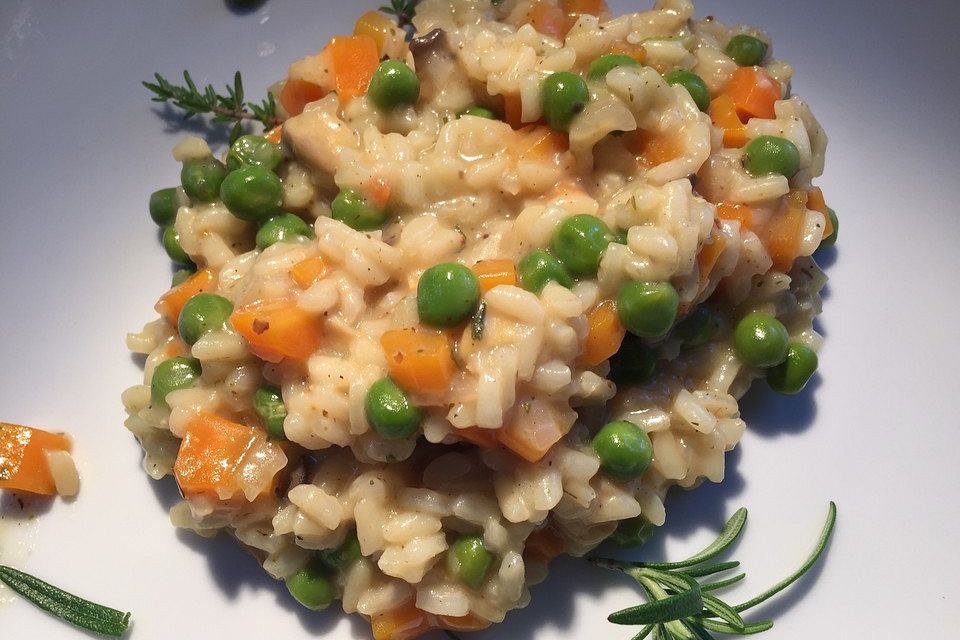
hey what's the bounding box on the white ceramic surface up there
[1,1,958,638]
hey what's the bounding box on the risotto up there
[125,0,834,637]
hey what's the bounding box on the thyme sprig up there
[380,0,419,29]
[143,70,280,142]
[592,502,837,639]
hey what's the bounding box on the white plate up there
[1,1,958,638]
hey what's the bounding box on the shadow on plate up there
[224,0,267,15]
[738,378,820,439]
[0,491,55,519]
[149,105,236,150]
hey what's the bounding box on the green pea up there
[819,207,839,248]
[609,516,655,548]
[517,250,573,293]
[331,188,387,230]
[587,54,640,81]
[367,60,420,110]
[674,306,716,349]
[178,293,234,345]
[320,532,362,572]
[150,356,201,407]
[220,165,284,222]
[725,34,768,66]
[459,105,497,119]
[733,312,789,368]
[550,214,613,277]
[447,535,494,589]
[417,263,480,327]
[767,342,818,394]
[617,281,679,339]
[227,134,282,172]
[285,559,335,610]
[592,420,653,480]
[171,267,196,287]
[664,69,710,112]
[149,187,180,226]
[608,334,658,385]
[162,225,193,265]
[254,386,287,440]
[743,135,801,179]
[256,213,314,250]
[180,157,227,203]
[365,377,421,440]
[541,71,589,131]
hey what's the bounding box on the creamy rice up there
[126,1,832,637]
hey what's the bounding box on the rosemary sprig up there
[0,564,131,637]
[380,0,419,29]
[143,70,280,142]
[593,502,837,639]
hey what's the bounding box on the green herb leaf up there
[630,626,656,640]
[699,592,744,630]
[609,575,702,625]
[644,508,747,570]
[699,618,774,635]
[682,560,740,578]
[0,565,130,637]
[143,70,280,133]
[700,572,746,592]
[733,502,837,613]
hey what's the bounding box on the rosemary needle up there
[0,564,131,637]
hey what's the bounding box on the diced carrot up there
[530,3,575,40]
[607,41,647,64]
[708,94,748,148]
[155,269,215,326]
[724,66,781,122]
[503,93,524,129]
[697,235,728,289]
[279,78,327,117]
[230,301,323,363]
[328,35,380,104]
[524,526,566,562]
[759,190,807,272]
[290,256,328,289]
[264,125,283,144]
[455,427,500,449]
[372,601,436,640]
[380,329,457,395]
[516,125,569,159]
[716,203,754,231]
[353,10,396,55]
[173,413,282,500]
[806,186,834,238]
[579,299,626,367]
[497,399,572,464]
[164,338,190,358]
[629,129,683,166]
[0,423,72,496]
[561,0,608,17]
[364,177,392,210]
[437,613,492,632]
[472,259,517,294]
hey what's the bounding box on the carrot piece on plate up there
[279,78,327,117]
[328,35,380,103]
[353,10,396,54]
[497,399,573,463]
[264,124,283,144]
[173,412,285,501]
[372,601,436,640]
[230,301,323,363]
[709,94,748,148]
[716,203,754,231]
[561,0,608,17]
[579,299,626,367]
[471,259,517,294]
[530,3,575,40]
[437,613,492,632]
[290,256,328,289]
[380,329,457,395]
[759,190,807,272]
[697,235,728,289]
[724,66,782,121]
[155,269,215,325]
[806,186,834,238]
[630,129,683,166]
[0,423,73,496]
[455,427,500,449]
[524,526,566,562]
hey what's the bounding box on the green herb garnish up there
[0,564,131,637]
[143,70,280,142]
[592,502,837,638]
[380,0,419,29]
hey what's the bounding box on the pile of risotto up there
[124,0,835,637]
